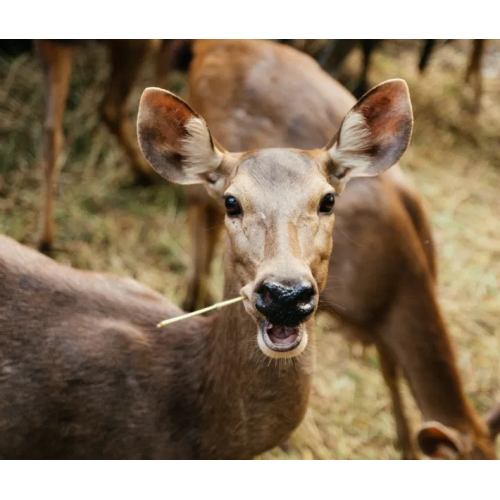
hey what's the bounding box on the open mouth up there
[259,320,304,353]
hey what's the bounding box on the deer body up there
[180,39,495,459]
[0,234,310,459]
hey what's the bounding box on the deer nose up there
[255,281,316,327]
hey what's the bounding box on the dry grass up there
[0,40,499,459]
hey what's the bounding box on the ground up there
[0,40,499,459]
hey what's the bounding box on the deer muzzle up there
[254,280,316,357]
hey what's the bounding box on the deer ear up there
[137,87,227,189]
[417,421,465,459]
[325,79,413,193]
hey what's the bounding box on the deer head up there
[137,79,413,359]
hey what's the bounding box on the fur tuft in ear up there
[137,87,224,186]
[329,111,372,176]
[180,117,223,176]
[325,79,413,191]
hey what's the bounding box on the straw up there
[157,296,246,327]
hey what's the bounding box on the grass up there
[0,40,499,459]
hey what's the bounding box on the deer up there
[35,39,169,255]
[314,39,486,111]
[171,39,496,459]
[0,76,412,458]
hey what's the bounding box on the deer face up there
[220,148,334,358]
[137,80,413,359]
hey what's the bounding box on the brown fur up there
[181,39,495,459]
[35,39,167,254]
[0,232,312,459]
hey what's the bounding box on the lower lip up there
[260,321,304,352]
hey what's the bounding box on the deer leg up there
[318,40,358,78]
[418,40,436,74]
[353,40,380,98]
[183,202,209,312]
[377,274,494,458]
[101,40,158,184]
[205,205,224,266]
[203,205,224,306]
[376,343,417,459]
[36,40,74,253]
[465,39,485,114]
[154,40,175,89]
[182,201,224,312]
[197,205,224,310]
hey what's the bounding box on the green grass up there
[0,40,499,459]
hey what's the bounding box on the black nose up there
[255,281,316,327]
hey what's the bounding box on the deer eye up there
[319,193,335,214]
[224,195,242,217]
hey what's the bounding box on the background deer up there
[173,39,496,459]
[419,40,485,114]
[0,78,410,458]
[312,39,486,112]
[35,39,168,254]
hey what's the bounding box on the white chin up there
[257,325,308,359]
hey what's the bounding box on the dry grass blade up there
[157,296,245,327]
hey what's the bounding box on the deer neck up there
[197,259,316,458]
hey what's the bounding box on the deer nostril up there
[261,288,273,307]
[295,286,315,308]
[256,282,274,307]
